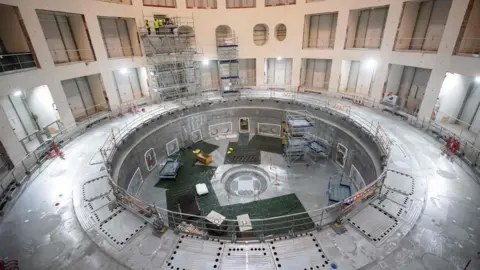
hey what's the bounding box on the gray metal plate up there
[348,205,400,245]
[94,208,147,250]
[269,234,331,269]
[82,175,112,201]
[383,170,415,195]
[220,243,274,270]
[161,235,223,270]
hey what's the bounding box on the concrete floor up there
[0,92,480,269]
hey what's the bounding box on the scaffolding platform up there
[140,16,202,102]
[283,111,315,165]
[216,34,241,94]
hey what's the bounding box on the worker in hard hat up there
[145,20,151,35]
[154,18,160,35]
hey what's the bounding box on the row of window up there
[300,0,480,56]
[105,0,294,8]
[0,2,143,74]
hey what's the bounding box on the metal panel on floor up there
[269,234,331,269]
[94,207,148,250]
[383,169,415,195]
[161,235,223,269]
[220,243,275,270]
[348,204,401,246]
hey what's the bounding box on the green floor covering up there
[155,138,314,236]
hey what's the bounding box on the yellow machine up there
[193,149,212,164]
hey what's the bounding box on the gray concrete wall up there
[111,100,385,191]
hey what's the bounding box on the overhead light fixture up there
[150,72,154,75]
[366,59,377,69]
[276,56,282,61]
[202,59,209,66]
[475,76,480,83]
[13,91,22,96]
[120,68,129,75]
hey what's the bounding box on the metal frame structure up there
[140,16,202,102]
[283,110,315,165]
[216,31,241,94]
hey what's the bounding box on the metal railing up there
[71,102,110,122]
[49,48,95,64]
[394,36,442,52]
[0,52,37,74]
[106,47,138,58]
[345,37,383,49]
[0,118,98,207]
[100,89,392,239]
[303,39,335,49]
[96,0,132,4]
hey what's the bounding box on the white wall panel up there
[355,10,369,48]
[266,58,292,85]
[365,7,387,48]
[306,13,337,49]
[304,59,331,89]
[128,70,142,99]
[38,13,69,63]
[26,85,57,128]
[239,59,256,86]
[423,0,451,51]
[0,96,26,139]
[226,0,255,8]
[56,15,79,62]
[76,77,96,115]
[62,79,86,119]
[116,19,133,57]
[346,61,360,92]
[395,2,420,50]
[411,1,433,50]
[99,18,122,58]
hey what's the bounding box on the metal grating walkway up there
[94,207,147,250]
[371,198,404,219]
[383,170,415,195]
[348,204,400,245]
[82,175,112,201]
[161,235,223,269]
[220,243,275,270]
[269,234,331,269]
[383,189,412,207]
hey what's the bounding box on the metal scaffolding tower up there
[216,31,241,94]
[283,111,315,166]
[140,16,202,102]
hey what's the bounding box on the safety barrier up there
[100,89,392,239]
[0,113,105,216]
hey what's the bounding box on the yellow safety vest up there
[154,20,160,29]
[158,19,163,27]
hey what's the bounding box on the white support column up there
[418,0,470,119]
[138,67,150,99]
[370,2,403,103]
[0,106,26,164]
[291,57,302,87]
[256,58,265,87]
[328,58,342,92]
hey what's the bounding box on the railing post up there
[319,208,324,229]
